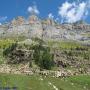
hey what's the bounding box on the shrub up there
[3,42,17,56]
[32,38,54,70]
[39,49,54,70]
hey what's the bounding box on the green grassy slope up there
[0,74,90,90]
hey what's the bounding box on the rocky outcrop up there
[11,16,25,26]
[0,15,90,43]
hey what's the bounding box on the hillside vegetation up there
[0,38,90,90]
[0,38,89,72]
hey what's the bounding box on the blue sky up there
[0,0,90,24]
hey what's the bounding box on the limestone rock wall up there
[0,15,90,42]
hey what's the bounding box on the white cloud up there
[28,5,39,15]
[58,2,73,17]
[0,16,7,22]
[55,18,59,22]
[0,23,2,25]
[58,1,89,23]
[48,13,54,19]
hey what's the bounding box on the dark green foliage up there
[3,42,17,56]
[39,49,54,70]
[32,38,54,70]
[3,42,33,64]
[31,37,45,45]
[3,38,54,69]
[32,43,45,65]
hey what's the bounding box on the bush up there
[3,42,34,64]
[3,42,17,56]
[39,49,54,70]
[3,38,54,69]
[32,38,54,70]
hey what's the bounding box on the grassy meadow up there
[0,74,90,90]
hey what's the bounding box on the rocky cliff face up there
[0,15,90,43]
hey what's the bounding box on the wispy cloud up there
[0,16,7,24]
[27,5,39,15]
[0,16,7,22]
[58,1,90,23]
[48,13,54,19]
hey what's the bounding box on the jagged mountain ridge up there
[0,15,90,43]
